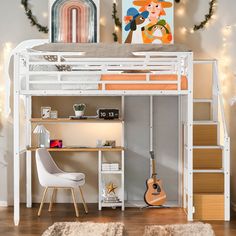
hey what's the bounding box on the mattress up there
[100,74,187,90]
[32,43,191,58]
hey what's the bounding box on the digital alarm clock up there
[97,109,119,120]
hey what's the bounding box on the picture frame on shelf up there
[41,107,51,119]
[50,110,58,119]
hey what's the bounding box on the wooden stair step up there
[193,193,224,220]
[193,121,218,124]
[193,148,222,169]
[193,146,223,149]
[193,124,218,146]
[193,170,223,173]
[193,100,211,121]
[193,173,224,193]
[193,99,213,103]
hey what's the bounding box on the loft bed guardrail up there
[15,48,192,96]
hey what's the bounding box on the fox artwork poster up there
[122,0,174,44]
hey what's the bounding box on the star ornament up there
[107,182,118,194]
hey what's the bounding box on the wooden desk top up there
[28,147,124,152]
[30,118,123,123]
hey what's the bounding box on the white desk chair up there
[35,148,88,217]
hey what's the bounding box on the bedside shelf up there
[30,118,124,123]
[28,147,125,152]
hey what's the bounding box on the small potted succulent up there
[73,104,86,117]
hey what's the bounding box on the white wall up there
[1,0,236,206]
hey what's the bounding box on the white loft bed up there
[17,41,192,95]
[12,39,205,225]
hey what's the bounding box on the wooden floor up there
[0,204,236,236]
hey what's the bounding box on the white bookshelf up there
[98,149,125,211]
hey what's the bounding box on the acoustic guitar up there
[144,151,167,206]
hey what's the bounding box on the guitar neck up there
[152,159,157,181]
[150,151,157,181]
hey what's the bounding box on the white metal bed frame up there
[12,40,229,226]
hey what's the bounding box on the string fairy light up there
[2,42,13,117]
[220,24,236,71]
[220,23,236,104]
[217,22,236,107]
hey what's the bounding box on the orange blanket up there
[99,74,187,90]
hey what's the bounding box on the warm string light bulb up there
[176,7,185,17]
[180,27,194,35]
[100,17,106,26]
[42,12,48,18]
[180,27,187,35]
[114,25,119,32]
[222,27,232,37]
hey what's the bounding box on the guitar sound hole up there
[153,183,161,192]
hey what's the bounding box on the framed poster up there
[49,0,100,43]
[122,0,174,44]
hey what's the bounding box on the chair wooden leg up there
[38,187,48,217]
[71,188,79,217]
[79,186,88,213]
[48,188,56,212]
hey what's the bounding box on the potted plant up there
[73,104,86,117]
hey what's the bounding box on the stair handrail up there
[213,60,229,139]
[194,59,229,139]
[213,60,230,221]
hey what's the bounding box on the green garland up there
[193,0,217,31]
[21,0,216,40]
[112,2,122,42]
[21,0,48,34]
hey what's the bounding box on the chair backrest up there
[36,148,62,186]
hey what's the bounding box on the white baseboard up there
[231,202,236,212]
[0,201,8,207]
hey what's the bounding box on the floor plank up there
[0,204,235,235]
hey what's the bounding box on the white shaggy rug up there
[42,222,124,236]
[144,222,215,236]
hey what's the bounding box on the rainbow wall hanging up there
[122,0,174,44]
[49,0,100,43]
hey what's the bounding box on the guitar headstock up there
[150,151,155,160]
